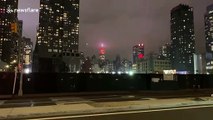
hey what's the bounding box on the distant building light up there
[176,71,188,75]
[5,65,9,68]
[128,71,134,76]
[24,68,31,74]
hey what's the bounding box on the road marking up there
[28,105,213,120]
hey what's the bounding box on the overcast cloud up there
[18,0,213,60]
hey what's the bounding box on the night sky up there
[18,0,213,60]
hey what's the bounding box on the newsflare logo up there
[6,5,39,14]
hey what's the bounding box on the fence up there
[0,72,213,95]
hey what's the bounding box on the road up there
[28,106,213,120]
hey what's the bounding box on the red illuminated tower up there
[133,44,144,64]
[99,44,106,61]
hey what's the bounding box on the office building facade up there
[138,58,171,74]
[34,0,80,72]
[35,0,79,57]
[205,4,213,74]
[0,0,18,63]
[158,43,171,60]
[23,37,33,65]
[170,4,195,73]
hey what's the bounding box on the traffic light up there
[11,23,17,33]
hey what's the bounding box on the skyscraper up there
[34,0,80,72]
[158,43,171,60]
[17,20,23,37]
[22,37,33,66]
[114,55,121,72]
[99,44,106,61]
[133,44,144,64]
[0,0,18,63]
[98,44,106,71]
[205,4,213,74]
[35,0,79,57]
[170,4,195,73]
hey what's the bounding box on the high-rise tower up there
[158,43,171,60]
[170,4,195,73]
[35,0,79,57]
[99,44,106,61]
[33,0,80,72]
[133,44,144,64]
[0,0,18,63]
[205,4,213,74]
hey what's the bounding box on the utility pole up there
[11,22,23,96]
[18,31,23,96]
[12,67,17,95]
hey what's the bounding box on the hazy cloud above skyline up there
[18,0,213,60]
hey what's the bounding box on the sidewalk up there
[1,97,213,119]
[1,89,212,100]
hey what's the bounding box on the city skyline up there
[18,0,213,60]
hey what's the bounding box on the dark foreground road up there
[28,106,213,120]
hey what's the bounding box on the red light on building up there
[133,43,145,64]
[99,43,106,60]
[138,53,144,59]
[99,48,105,55]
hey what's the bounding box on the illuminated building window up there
[64,13,67,17]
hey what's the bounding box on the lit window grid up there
[37,0,79,54]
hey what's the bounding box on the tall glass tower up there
[36,0,79,57]
[205,4,213,74]
[170,4,195,73]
